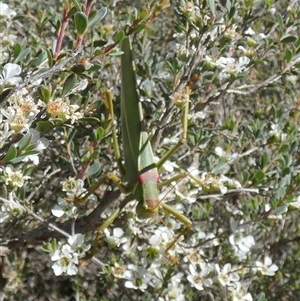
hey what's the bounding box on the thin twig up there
[196,188,259,201]
[152,41,206,150]
[0,48,83,108]
[0,189,121,266]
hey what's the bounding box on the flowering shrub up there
[1,1,300,300]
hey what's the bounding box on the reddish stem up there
[85,0,93,16]
[76,0,94,49]
[54,7,69,60]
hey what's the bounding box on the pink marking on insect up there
[139,170,159,184]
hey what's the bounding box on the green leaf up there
[138,9,148,22]
[29,50,47,67]
[115,30,125,43]
[255,170,265,182]
[62,73,77,96]
[15,48,31,63]
[93,39,107,47]
[276,185,286,200]
[120,37,141,185]
[285,49,293,62]
[18,133,32,151]
[134,24,146,33]
[80,117,101,123]
[228,6,236,20]
[4,145,17,162]
[262,152,268,168]
[280,35,297,43]
[36,120,53,132]
[208,0,216,16]
[45,48,54,67]
[38,86,51,103]
[68,6,79,18]
[94,127,104,141]
[278,144,288,154]
[272,204,288,215]
[291,141,298,153]
[255,292,266,301]
[87,162,102,178]
[89,150,100,161]
[74,12,88,36]
[88,7,107,27]
[13,43,22,58]
[71,0,81,12]
[10,151,40,164]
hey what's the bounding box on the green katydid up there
[92,37,194,256]
[119,37,192,252]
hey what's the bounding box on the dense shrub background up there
[1,1,300,300]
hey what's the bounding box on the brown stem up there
[3,190,121,251]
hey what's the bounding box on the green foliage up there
[1,0,300,301]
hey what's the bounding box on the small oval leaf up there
[280,35,297,43]
[18,133,32,151]
[62,73,77,96]
[115,30,125,43]
[88,7,107,27]
[87,162,102,178]
[4,145,17,162]
[74,12,88,36]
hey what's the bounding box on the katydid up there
[119,37,192,253]
[90,37,192,257]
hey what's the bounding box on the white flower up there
[21,129,49,165]
[104,227,128,248]
[215,263,240,286]
[61,177,85,195]
[245,27,255,35]
[162,160,179,172]
[214,146,238,160]
[50,234,89,276]
[68,233,90,258]
[51,197,77,218]
[186,263,213,291]
[0,63,22,85]
[229,233,255,253]
[140,79,155,96]
[0,192,23,222]
[269,123,287,141]
[124,264,151,291]
[255,256,278,276]
[228,282,253,301]
[51,244,79,276]
[0,2,16,19]
[149,227,174,255]
[216,56,250,79]
[165,283,185,301]
[229,233,255,260]
[4,166,30,188]
[111,263,127,279]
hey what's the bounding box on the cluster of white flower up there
[229,217,255,260]
[209,56,250,80]
[0,2,17,50]
[98,218,278,301]
[47,97,84,124]
[268,122,287,141]
[50,234,91,276]
[51,177,90,218]
[3,166,31,188]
